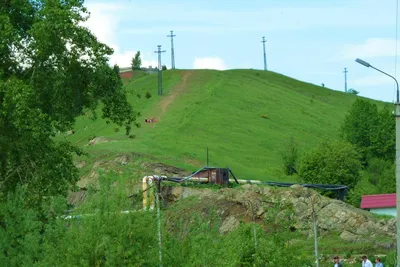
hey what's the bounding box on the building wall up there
[369,207,396,217]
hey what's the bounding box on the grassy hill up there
[63,69,386,182]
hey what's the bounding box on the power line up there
[154,45,166,95]
[261,36,267,71]
[167,30,176,69]
[343,67,348,93]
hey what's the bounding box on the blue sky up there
[84,0,400,102]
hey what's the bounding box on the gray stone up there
[219,216,240,234]
[340,230,359,242]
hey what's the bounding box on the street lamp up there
[355,58,400,266]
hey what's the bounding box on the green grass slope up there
[64,69,387,182]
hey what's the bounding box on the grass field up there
[63,69,387,182]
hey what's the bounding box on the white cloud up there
[82,3,156,68]
[83,3,121,49]
[193,57,227,70]
[338,38,398,60]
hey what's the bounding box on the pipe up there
[142,176,155,210]
[62,210,140,220]
[232,179,263,184]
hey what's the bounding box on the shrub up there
[145,91,152,99]
[281,136,298,176]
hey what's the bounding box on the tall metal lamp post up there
[355,58,400,266]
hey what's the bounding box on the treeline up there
[0,180,313,267]
[283,98,395,206]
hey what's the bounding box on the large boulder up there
[162,183,396,244]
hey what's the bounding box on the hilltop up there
[64,69,386,182]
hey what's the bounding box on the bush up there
[298,139,361,190]
[145,91,152,99]
[281,136,298,175]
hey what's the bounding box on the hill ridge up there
[67,69,386,182]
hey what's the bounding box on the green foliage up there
[0,186,68,267]
[346,174,378,207]
[370,105,395,161]
[298,139,361,189]
[346,158,394,207]
[365,158,393,187]
[162,64,167,70]
[377,161,395,193]
[164,202,308,266]
[281,136,298,175]
[131,51,142,70]
[145,91,152,99]
[341,99,395,164]
[340,98,379,163]
[0,0,138,201]
[348,88,359,95]
[340,100,395,203]
[113,64,120,75]
[0,179,158,266]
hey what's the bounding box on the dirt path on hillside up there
[157,70,192,119]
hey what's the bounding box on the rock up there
[340,230,359,242]
[75,161,86,169]
[114,155,130,165]
[158,183,395,241]
[77,170,99,190]
[88,136,109,145]
[67,189,87,205]
[219,216,240,234]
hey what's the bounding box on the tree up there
[340,98,379,164]
[298,139,361,190]
[348,88,359,95]
[162,65,167,71]
[281,136,298,175]
[370,105,395,161]
[113,64,120,75]
[131,51,142,70]
[0,0,138,204]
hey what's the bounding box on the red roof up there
[361,193,396,209]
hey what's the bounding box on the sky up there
[83,0,400,103]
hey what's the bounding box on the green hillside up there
[64,69,386,182]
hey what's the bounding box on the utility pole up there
[156,178,163,267]
[154,45,166,95]
[261,36,267,71]
[343,67,348,93]
[310,195,320,267]
[167,30,176,69]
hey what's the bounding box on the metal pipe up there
[232,179,263,184]
[310,195,319,267]
[142,176,155,210]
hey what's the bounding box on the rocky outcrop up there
[162,184,396,244]
[88,136,109,145]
